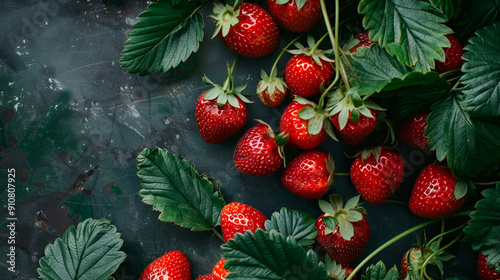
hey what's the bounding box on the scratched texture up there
[0,0,477,279]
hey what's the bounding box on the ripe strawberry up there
[435,34,465,73]
[280,99,329,150]
[196,63,251,144]
[350,147,405,205]
[316,195,370,265]
[395,109,431,150]
[220,202,267,242]
[478,252,500,280]
[349,31,374,53]
[140,250,191,280]
[211,2,279,58]
[196,275,213,280]
[211,259,230,280]
[257,69,287,107]
[281,149,334,199]
[267,0,322,33]
[330,107,379,145]
[234,120,287,176]
[344,266,357,280]
[284,36,335,98]
[409,164,466,218]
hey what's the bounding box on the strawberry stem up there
[420,232,463,280]
[472,180,500,186]
[213,228,225,242]
[334,172,350,176]
[345,210,473,280]
[268,35,303,80]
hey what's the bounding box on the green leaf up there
[137,148,225,231]
[119,0,204,75]
[430,0,462,19]
[464,187,500,272]
[424,91,500,177]
[346,44,409,93]
[461,22,500,119]
[451,0,500,42]
[362,261,400,280]
[375,71,451,119]
[359,0,452,71]
[222,229,329,279]
[264,207,318,246]
[37,219,127,280]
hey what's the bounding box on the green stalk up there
[420,233,463,280]
[473,180,500,186]
[222,56,239,91]
[213,228,225,242]
[268,35,304,79]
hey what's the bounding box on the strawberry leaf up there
[451,0,500,42]
[264,207,318,246]
[362,261,400,280]
[119,0,204,75]
[359,0,452,71]
[430,0,462,19]
[137,148,225,231]
[222,229,329,279]
[464,187,500,272]
[37,219,127,280]
[425,91,500,177]
[460,22,500,119]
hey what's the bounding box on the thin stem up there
[223,56,239,91]
[473,180,500,186]
[213,228,225,242]
[334,172,350,176]
[311,32,330,54]
[427,223,466,246]
[420,233,463,280]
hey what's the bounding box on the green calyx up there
[255,119,288,163]
[257,69,287,97]
[318,194,367,241]
[326,87,384,130]
[288,34,335,67]
[356,146,383,163]
[295,96,338,141]
[325,255,348,280]
[210,3,240,38]
[202,59,252,108]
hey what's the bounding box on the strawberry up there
[478,252,500,280]
[348,31,374,53]
[196,275,213,280]
[344,266,357,280]
[316,195,370,265]
[350,147,405,205]
[284,36,335,98]
[395,109,431,150]
[267,0,322,33]
[281,149,334,199]
[220,202,267,242]
[211,259,230,280]
[256,69,288,107]
[233,120,287,176]
[330,107,379,145]
[140,250,191,280]
[435,34,465,74]
[211,2,279,58]
[400,240,455,280]
[279,98,330,150]
[409,164,466,218]
[400,248,421,279]
[196,61,251,144]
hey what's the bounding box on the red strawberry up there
[196,63,251,144]
[140,250,191,280]
[349,31,374,53]
[211,2,279,58]
[280,99,329,150]
[435,34,465,73]
[234,120,287,176]
[344,266,357,280]
[211,259,230,280]
[330,107,379,145]
[284,36,335,98]
[281,149,334,199]
[257,69,288,107]
[396,109,431,150]
[316,195,370,265]
[350,147,405,205]
[478,252,500,280]
[196,275,213,280]
[267,0,322,33]
[220,202,267,242]
[409,164,466,218]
